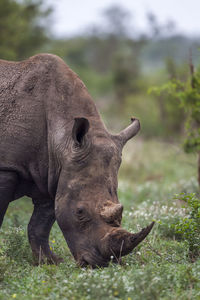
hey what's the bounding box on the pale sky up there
[47,0,200,37]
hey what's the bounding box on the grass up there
[0,139,200,300]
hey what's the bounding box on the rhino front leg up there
[28,201,63,265]
[0,171,18,228]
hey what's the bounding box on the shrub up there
[171,193,200,260]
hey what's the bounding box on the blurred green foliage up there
[149,61,200,185]
[150,65,200,152]
[0,0,51,60]
[172,193,200,259]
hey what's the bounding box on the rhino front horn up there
[123,221,155,255]
[101,221,155,259]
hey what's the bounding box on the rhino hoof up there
[33,253,64,266]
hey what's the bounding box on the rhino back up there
[0,56,49,186]
[0,54,103,196]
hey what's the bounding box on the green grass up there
[0,139,200,300]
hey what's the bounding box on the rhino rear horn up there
[72,117,89,145]
[100,202,123,223]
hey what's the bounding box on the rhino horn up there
[120,221,155,256]
[100,202,123,222]
[115,117,140,146]
[101,221,155,259]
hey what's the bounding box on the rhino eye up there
[76,206,85,216]
[75,206,91,226]
[76,207,84,215]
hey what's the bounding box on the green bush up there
[2,226,32,264]
[172,193,200,260]
[160,193,200,260]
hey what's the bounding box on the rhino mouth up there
[78,248,109,268]
[79,256,109,268]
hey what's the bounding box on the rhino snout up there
[75,221,154,268]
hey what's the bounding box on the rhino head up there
[55,117,154,267]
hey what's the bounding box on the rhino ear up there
[72,117,90,145]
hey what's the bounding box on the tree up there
[179,63,200,186]
[150,61,200,186]
[147,12,176,39]
[100,5,145,105]
[0,0,51,61]
[111,41,142,105]
[150,57,187,136]
[102,5,131,38]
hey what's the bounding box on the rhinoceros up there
[0,53,154,267]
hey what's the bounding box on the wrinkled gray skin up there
[0,54,154,267]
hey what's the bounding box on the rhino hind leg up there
[28,201,63,265]
[0,171,18,227]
